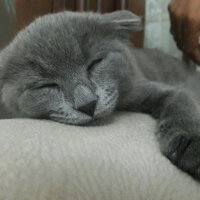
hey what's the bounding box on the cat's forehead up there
[22,12,108,66]
[27,12,105,45]
[6,10,141,70]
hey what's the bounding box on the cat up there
[0,10,200,181]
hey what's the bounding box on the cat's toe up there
[160,133,200,180]
[164,134,191,163]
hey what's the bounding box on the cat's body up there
[1,10,200,181]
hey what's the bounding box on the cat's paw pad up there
[160,133,200,180]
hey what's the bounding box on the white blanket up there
[0,112,199,200]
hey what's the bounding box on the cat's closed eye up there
[30,83,59,90]
[87,58,103,71]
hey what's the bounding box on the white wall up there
[144,0,182,59]
[0,0,15,50]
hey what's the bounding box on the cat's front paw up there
[158,130,200,181]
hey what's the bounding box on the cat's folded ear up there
[102,10,143,36]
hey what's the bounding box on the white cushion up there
[0,112,199,200]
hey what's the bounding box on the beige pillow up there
[0,112,199,200]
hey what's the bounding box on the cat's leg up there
[120,80,200,180]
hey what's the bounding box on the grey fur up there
[0,10,200,181]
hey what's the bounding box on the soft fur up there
[1,10,200,181]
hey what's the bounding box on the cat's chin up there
[49,109,114,126]
[73,111,115,126]
[49,112,92,126]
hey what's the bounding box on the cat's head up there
[0,11,142,125]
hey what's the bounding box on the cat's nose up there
[77,100,97,117]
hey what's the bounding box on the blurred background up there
[0,0,181,57]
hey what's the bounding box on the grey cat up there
[0,10,200,181]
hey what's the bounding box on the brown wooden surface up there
[101,0,115,13]
[128,0,146,48]
[88,0,98,11]
[15,0,52,33]
[115,0,124,10]
[15,0,146,47]
[129,0,145,15]
[52,0,66,13]
[65,0,76,11]
[75,0,84,11]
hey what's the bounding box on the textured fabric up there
[0,112,199,200]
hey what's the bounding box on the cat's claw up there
[159,133,200,181]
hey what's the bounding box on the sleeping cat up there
[0,10,200,181]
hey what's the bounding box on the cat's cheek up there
[94,86,118,118]
[1,84,20,114]
[17,88,65,117]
